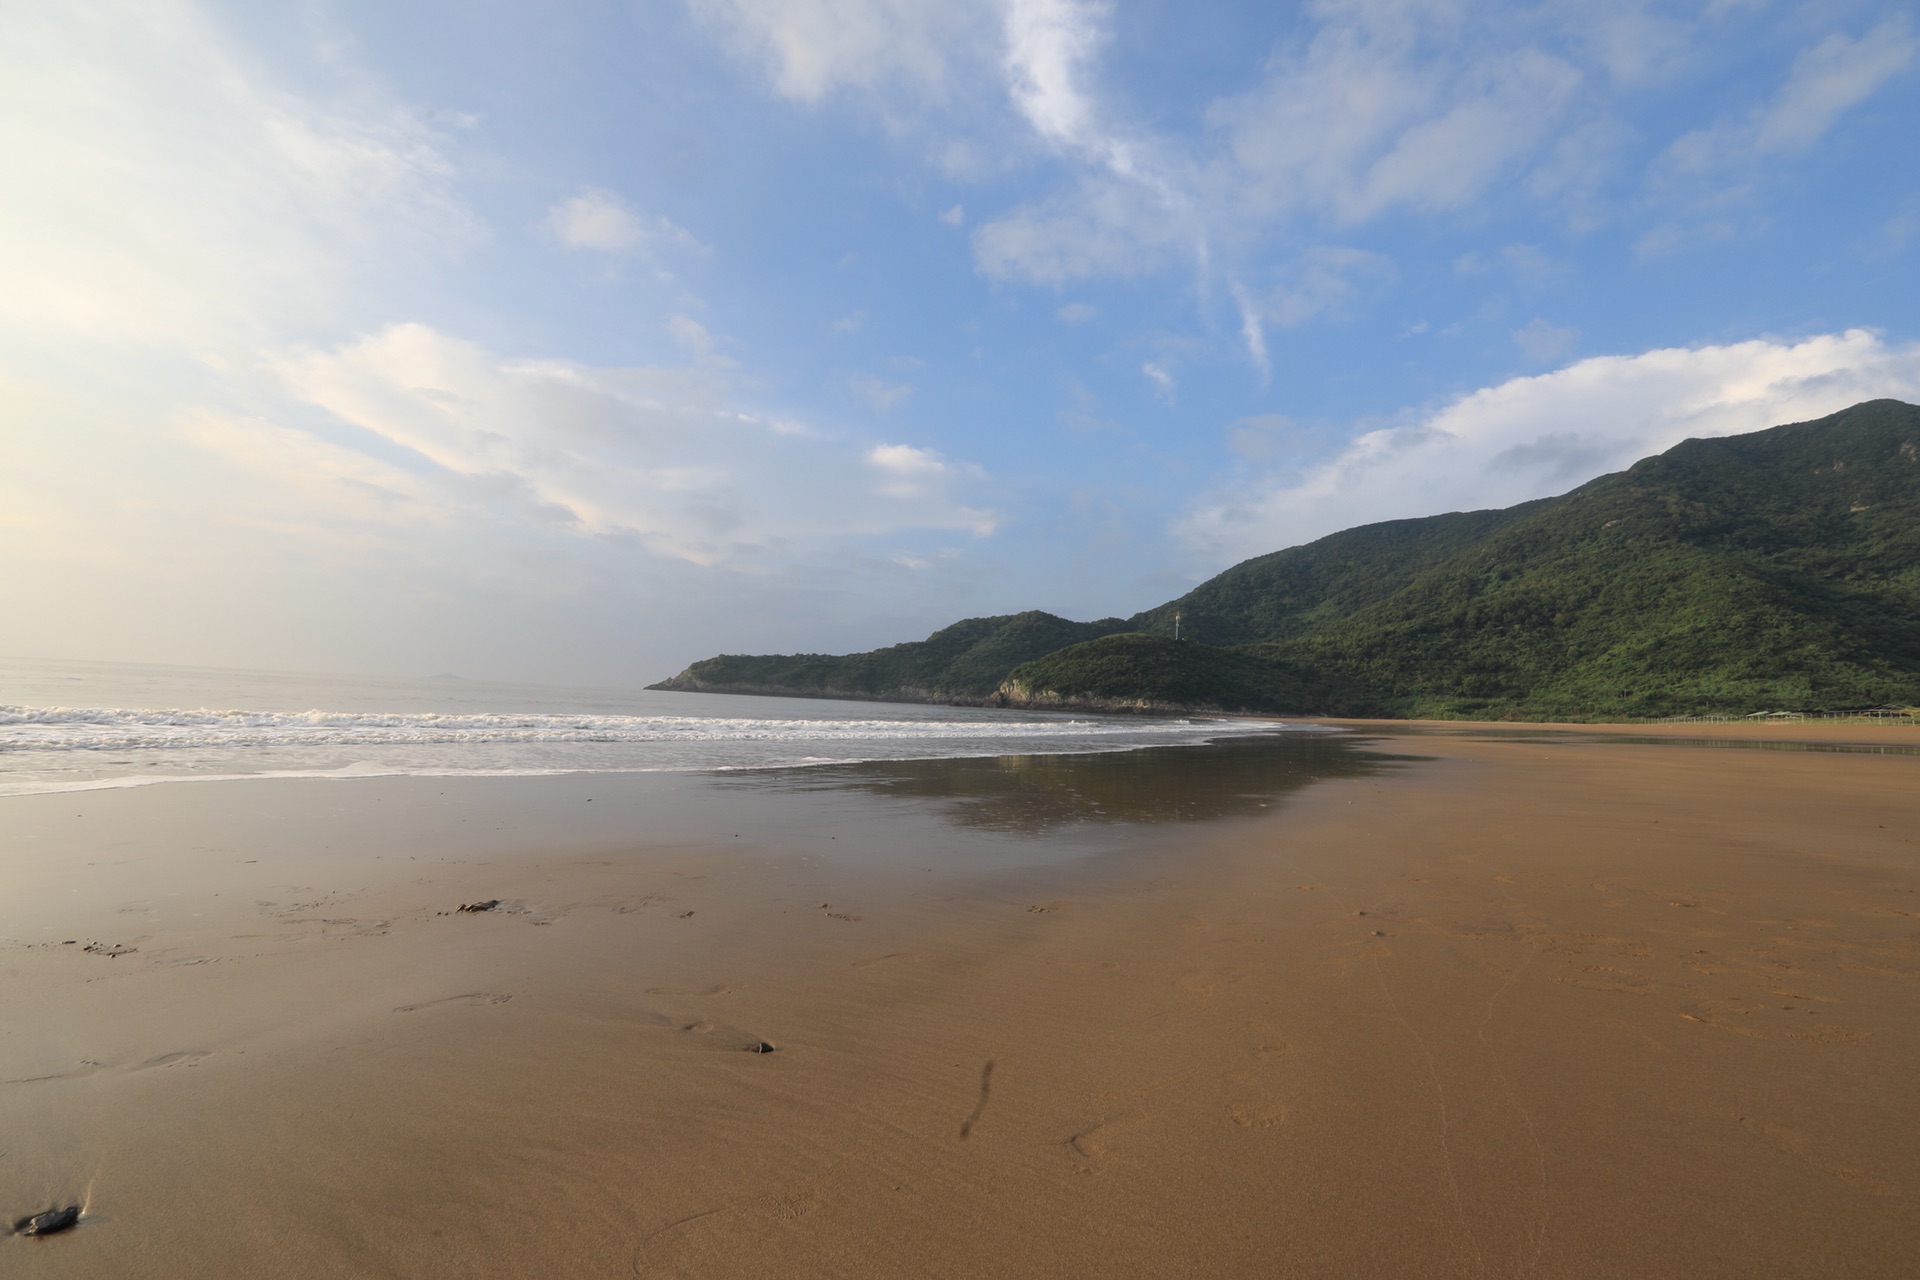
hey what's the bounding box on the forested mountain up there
[655,400,1920,719]
[649,610,1130,703]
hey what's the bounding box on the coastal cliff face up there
[991,683,1214,716]
[644,670,1194,714]
[646,670,971,706]
[655,400,1920,720]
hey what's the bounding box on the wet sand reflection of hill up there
[723,731,1419,834]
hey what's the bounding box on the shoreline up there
[1321,714,1920,746]
[648,674,1920,726]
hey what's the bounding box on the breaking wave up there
[0,700,1295,796]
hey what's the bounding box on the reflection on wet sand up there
[722,731,1420,833]
[1352,722,1920,756]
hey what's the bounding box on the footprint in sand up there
[1222,1069,1288,1130]
[320,918,393,938]
[1066,1127,1109,1160]
[1064,1116,1139,1166]
[629,1007,774,1052]
[851,952,931,968]
[1174,971,1220,997]
[392,993,512,1014]
[1228,1106,1287,1130]
[5,1060,110,1085]
[1253,1037,1294,1058]
[676,1019,776,1053]
[134,1051,211,1070]
[1739,1115,1905,1196]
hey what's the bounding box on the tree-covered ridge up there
[1128,503,1552,646]
[650,610,1130,702]
[1001,634,1383,715]
[1265,398,1920,717]
[659,400,1920,719]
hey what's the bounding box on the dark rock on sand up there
[457,900,501,913]
[13,1205,81,1237]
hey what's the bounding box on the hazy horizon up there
[4,1,1917,685]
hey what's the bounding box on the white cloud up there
[1002,0,1109,150]
[549,189,646,251]
[247,324,993,565]
[686,0,991,104]
[667,315,720,358]
[1259,245,1396,328]
[694,0,1908,329]
[973,173,1184,282]
[939,203,966,225]
[0,0,476,350]
[866,445,995,528]
[1056,301,1097,324]
[1657,20,1915,184]
[970,1,1591,290]
[1230,281,1269,381]
[1637,22,1916,256]
[868,442,949,474]
[1179,329,1920,564]
[1755,21,1917,154]
[849,374,915,413]
[547,188,698,255]
[1141,361,1175,398]
[1217,24,1584,227]
[1513,317,1579,363]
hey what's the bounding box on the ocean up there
[0,656,1305,797]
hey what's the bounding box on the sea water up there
[0,656,1302,797]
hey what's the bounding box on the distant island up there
[652,399,1920,720]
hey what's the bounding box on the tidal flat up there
[3,724,1917,1278]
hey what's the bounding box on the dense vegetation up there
[651,610,1129,702]
[657,400,1920,719]
[1002,634,1383,715]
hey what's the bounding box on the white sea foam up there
[0,696,1299,797]
[0,705,1238,751]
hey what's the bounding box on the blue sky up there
[2,0,1917,683]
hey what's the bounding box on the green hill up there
[999,633,1384,715]
[656,400,1920,719]
[648,610,1130,703]
[1129,502,1552,646]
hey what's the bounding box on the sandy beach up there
[4,723,1918,1278]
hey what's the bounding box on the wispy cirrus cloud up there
[848,373,916,413]
[249,324,995,566]
[0,2,1004,673]
[0,0,477,350]
[694,0,1919,397]
[1641,16,1917,253]
[547,188,701,256]
[685,0,992,105]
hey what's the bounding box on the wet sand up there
[4,725,1918,1277]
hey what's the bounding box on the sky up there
[2,0,1917,686]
